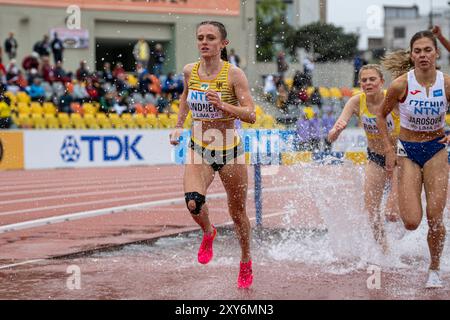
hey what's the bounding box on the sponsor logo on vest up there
[410,90,421,95]
[433,89,443,97]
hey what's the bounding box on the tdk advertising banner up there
[23,130,172,169]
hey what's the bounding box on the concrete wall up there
[255,61,354,88]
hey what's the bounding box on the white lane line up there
[0,176,183,192]
[0,186,226,217]
[0,180,182,198]
[0,184,183,205]
[0,185,300,233]
[0,259,47,271]
[0,210,288,270]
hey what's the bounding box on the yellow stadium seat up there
[32,113,46,129]
[70,113,86,129]
[109,113,125,129]
[45,114,60,129]
[255,105,264,117]
[5,91,17,105]
[30,102,43,115]
[285,78,293,90]
[121,113,138,129]
[17,91,31,104]
[58,112,72,129]
[94,112,110,129]
[158,113,170,128]
[18,113,33,128]
[146,114,158,128]
[84,113,100,129]
[83,103,97,115]
[170,102,180,114]
[43,102,57,115]
[262,114,276,129]
[135,113,151,129]
[318,87,331,99]
[0,102,11,118]
[17,102,31,115]
[330,87,343,99]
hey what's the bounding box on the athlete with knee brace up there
[169,21,256,289]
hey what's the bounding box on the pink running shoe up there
[238,260,253,288]
[197,226,217,264]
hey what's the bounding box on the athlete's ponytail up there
[221,47,228,61]
[381,50,412,79]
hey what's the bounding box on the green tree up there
[256,0,293,62]
[286,22,359,62]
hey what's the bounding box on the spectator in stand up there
[76,60,90,82]
[51,32,64,64]
[33,34,51,58]
[151,43,165,77]
[162,72,183,99]
[147,73,161,96]
[99,91,116,113]
[276,51,289,79]
[22,52,40,72]
[229,49,240,67]
[40,56,54,83]
[0,57,6,84]
[72,80,90,104]
[309,87,322,109]
[275,74,289,110]
[156,92,170,113]
[263,74,277,103]
[53,61,70,83]
[4,32,18,60]
[5,59,19,83]
[113,62,125,79]
[308,110,322,152]
[0,83,12,129]
[26,77,46,102]
[98,62,114,84]
[321,105,336,152]
[85,78,99,102]
[58,88,74,113]
[133,38,150,68]
[287,70,308,107]
[296,111,311,151]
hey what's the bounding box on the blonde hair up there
[381,50,412,79]
[358,64,384,81]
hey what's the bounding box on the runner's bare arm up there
[207,67,255,124]
[378,77,405,151]
[327,94,359,142]
[175,64,194,128]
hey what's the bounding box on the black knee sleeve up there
[185,192,206,215]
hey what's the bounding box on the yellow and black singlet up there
[187,60,238,122]
[359,92,400,140]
